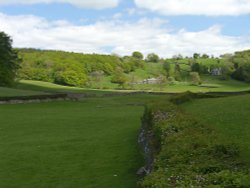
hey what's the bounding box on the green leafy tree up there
[146,53,159,63]
[157,75,168,91]
[54,62,87,87]
[55,70,87,87]
[193,53,200,59]
[190,72,202,85]
[90,71,104,82]
[0,32,20,86]
[163,61,171,77]
[231,50,250,82]
[174,62,181,81]
[201,54,209,59]
[132,51,144,60]
[111,68,127,88]
[191,62,201,73]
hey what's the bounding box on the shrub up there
[190,72,202,85]
[54,70,87,87]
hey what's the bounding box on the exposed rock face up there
[138,126,154,176]
[137,110,173,177]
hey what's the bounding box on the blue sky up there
[0,0,250,57]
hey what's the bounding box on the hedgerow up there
[139,98,250,187]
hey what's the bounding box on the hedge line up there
[139,95,250,187]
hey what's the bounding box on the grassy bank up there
[181,94,250,164]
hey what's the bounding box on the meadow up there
[1,79,250,187]
[0,93,167,188]
[16,78,250,95]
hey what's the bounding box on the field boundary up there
[0,94,71,104]
[1,90,250,104]
[138,99,250,187]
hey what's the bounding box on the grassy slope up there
[0,94,167,188]
[181,94,250,164]
[127,63,250,92]
[17,80,127,95]
[0,86,45,97]
[17,78,250,95]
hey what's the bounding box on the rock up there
[136,167,149,176]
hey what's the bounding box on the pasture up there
[17,78,250,95]
[0,94,166,188]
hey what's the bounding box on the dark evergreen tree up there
[0,32,20,86]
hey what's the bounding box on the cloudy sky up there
[0,0,250,57]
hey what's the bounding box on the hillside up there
[16,48,250,93]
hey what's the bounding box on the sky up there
[0,0,250,57]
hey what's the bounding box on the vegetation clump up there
[139,97,250,187]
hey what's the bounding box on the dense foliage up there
[0,32,20,86]
[16,48,250,89]
[139,94,250,187]
[231,50,250,82]
[18,49,145,87]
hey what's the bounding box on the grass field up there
[181,94,250,164]
[0,86,45,97]
[17,78,250,95]
[17,80,117,95]
[1,78,250,187]
[0,94,166,188]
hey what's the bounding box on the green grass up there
[127,78,250,93]
[0,86,45,97]
[181,94,250,164]
[17,77,250,96]
[17,80,127,96]
[0,94,167,188]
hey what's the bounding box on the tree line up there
[1,31,250,88]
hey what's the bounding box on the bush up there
[54,70,87,87]
[190,72,202,85]
[111,69,128,88]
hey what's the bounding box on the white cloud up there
[0,0,119,9]
[0,13,249,57]
[135,0,250,16]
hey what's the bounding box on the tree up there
[0,32,20,86]
[163,61,171,77]
[193,53,200,59]
[90,70,104,82]
[191,62,200,73]
[190,72,202,85]
[111,68,127,88]
[172,54,183,60]
[157,75,167,91]
[55,70,87,87]
[201,54,209,59]
[146,53,159,63]
[174,62,181,81]
[132,51,144,60]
